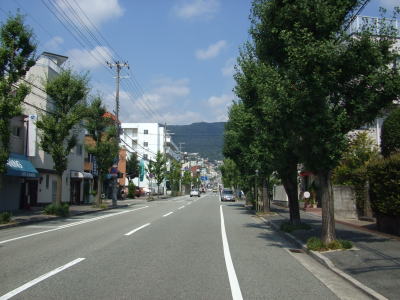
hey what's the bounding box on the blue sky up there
[0,0,398,125]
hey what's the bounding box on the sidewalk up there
[0,198,147,230]
[262,204,400,300]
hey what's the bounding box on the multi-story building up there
[347,16,400,147]
[120,123,181,193]
[1,52,89,212]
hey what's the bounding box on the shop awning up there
[6,153,39,178]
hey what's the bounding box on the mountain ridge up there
[168,122,225,161]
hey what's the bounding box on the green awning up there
[6,153,39,178]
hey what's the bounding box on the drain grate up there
[289,248,304,253]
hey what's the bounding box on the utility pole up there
[107,60,129,206]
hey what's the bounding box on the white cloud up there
[107,77,192,123]
[173,0,220,19]
[221,57,235,77]
[56,0,124,27]
[67,46,112,70]
[206,93,233,122]
[195,40,227,60]
[44,36,64,51]
[207,94,232,107]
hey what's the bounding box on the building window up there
[12,126,21,137]
[144,129,148,134]
[46,174,49,189]
[144,142,148,147]
[143,154,148,160]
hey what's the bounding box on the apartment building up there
[120,123,181,193]
[1,52,88,212]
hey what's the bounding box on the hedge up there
[367,153,400,216]
[381,108,400,158]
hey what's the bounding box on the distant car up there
[221,189,235,202]
[190,189,201,197]
[212,188,218,193]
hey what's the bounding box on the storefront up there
[70,171,93,204]
[1,153,39,212]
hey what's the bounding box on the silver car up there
[221,189,235,202]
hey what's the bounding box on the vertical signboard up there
[28,115,37,157]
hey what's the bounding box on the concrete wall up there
[334,185,357,219]
[272,185,289,207]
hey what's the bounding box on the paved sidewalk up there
[0,198,148,230]
[262,204,400,300]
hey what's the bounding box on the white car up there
[190,189,200,197]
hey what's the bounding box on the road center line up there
[124,223,151,236]
[0,258,85,300]
[178,206,185,210]
[220,205,243,300]
[0,206,149,245]
[163,212,173,217]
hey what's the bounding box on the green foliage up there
[128,182,135,198]
[126,152,139,183]
[332,132,379,213]
[167,160,181,192]
[182,170,192,185]
[36,69,89,176]
[148,152,167,193]
[0,14,36,175]
[280,222,311,233]
[367,153,400,216]
[381,108,400,158]
[220,158,240,188]
[0,211,12,224]
[44,203,69,217]
[307,237,352,251]
[85,98,119,175]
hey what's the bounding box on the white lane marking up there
[0,258,85,300]
[0,206,149,245]
[163,212,173,217]
[124,223,151,236]
[178,206,185,210]
[220,205,243,300]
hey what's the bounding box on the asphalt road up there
[0,193,366,299]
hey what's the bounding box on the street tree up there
[147,151,167,198]
[381,107,400,158]
[168,160,182,196]
[220,158,240,190]
[126,152,139,183]
[36,69,89,205]
[234,45,300,220]
[0,14,36,178]
[250,0,400,243]
[84,97,119,205]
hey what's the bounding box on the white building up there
[120,123,181,193]
[1,52,88,212]
[347,16,400,147]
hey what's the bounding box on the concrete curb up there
[259,216,388,300]
[0,202,136,231]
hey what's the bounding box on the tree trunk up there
[96,175,102,206]
[281,167,301,225]
[55,173,62,205]
[317,170,336,244]
[157,184,160,198]
[262,178,270,213]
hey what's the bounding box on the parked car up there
[221,189,235,202]
[190,189,201,197]
[134,187,146,197]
